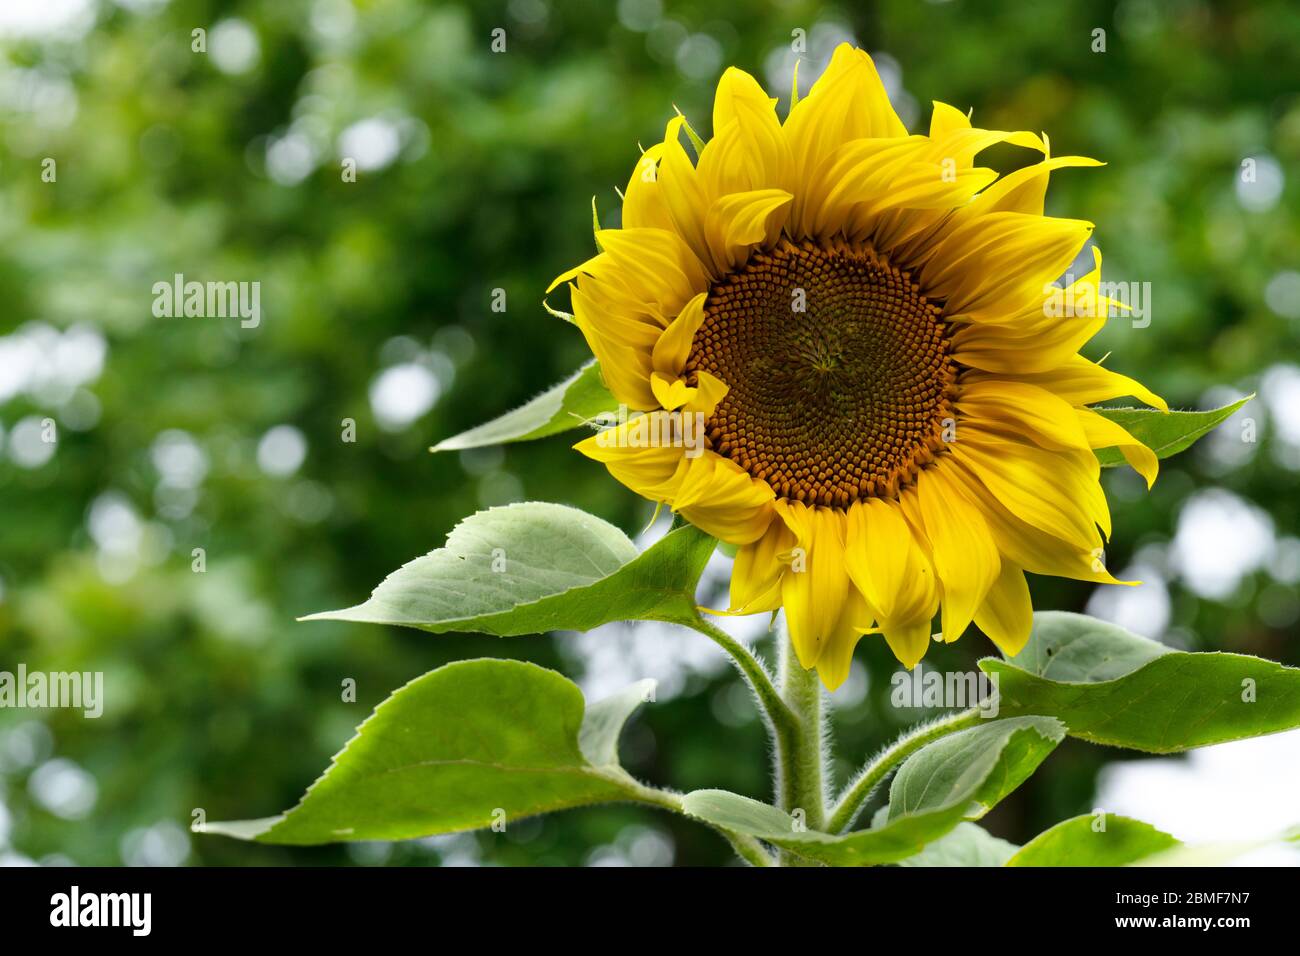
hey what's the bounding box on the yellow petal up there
[973,561,1034,657]
[880,620,933,670]
[922,211,1094,319]
[928,100,971,139]
[956,380,1091,453]
[729,518,795,614]
[703,188,793,272]
[913,467,1000,644]
[571,294,658,408]
[784,43,907,234]
[774,500,850,669]
[700,67,792,199]
[970,354,1168,411]
[1076,407,1160,488]
[651,293,707,379]
[621,142,674,232]
[941,459,1127,586]
[953,432,1107,553]
[844,497,938,628]
[650,373,694,411]
[682,370,729,415]
[962,154,1102,220]
[594,227,708,316]
[674,453,775,545]
[950,249,1109,373]
[656,116,714,274]
[574,415,691,501]
[815,586,871,691]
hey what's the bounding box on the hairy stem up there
[619,777,774,867]
[684,615,798,756]
[775,630,826,865]
[826,707,983,834]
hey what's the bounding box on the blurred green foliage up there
[1,0,1296,866]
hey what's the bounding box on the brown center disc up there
[684,237,957,507]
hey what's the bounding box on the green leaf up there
[303,502,716,634]
[205,660,653,844]
[887,715,1064,820]
[895,823,1019,867]
[580,678,655,767]
[681,716,1063,865]
[982,612,1300,752]
[430,360,615,452]
[1006,814,1180,866]
[1092,395,1252,467]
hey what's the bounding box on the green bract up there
[1091,396,1252,468]
[430,361,615,453]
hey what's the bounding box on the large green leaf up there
[895,823,1019,867]
[681,716,1063,865]
[206,660,653,844]
[982,612,1300,752]
[1006,814,1180,866]
[431,360,614,452]
[1092,395,1251,467]
[303,502,716,634]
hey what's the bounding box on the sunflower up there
[550,44,1164,690]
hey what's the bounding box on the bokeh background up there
[1,0,1297,867]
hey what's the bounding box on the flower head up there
[551,44,1164,689]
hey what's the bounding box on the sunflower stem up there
[685,615,798,746]
[618,776,775,867]
[826,707,984,834]
[776,627,826,865]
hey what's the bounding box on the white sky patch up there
[0,0,96,39]
[338,117,402,171]
[265,131,317,186]
[1096,729,1300,865]
[311,0,357,42]
[151,430,208,489]
[1261,364,1300,468]
[1264,271,1300,320]
[7,417,56,469]
[587,825,675,867]
[28,758,98,821]
[87,491,144,560]
[210,18,261,75]
[1236,154,1284,213]
[0,322,106,404]
[616,0,661,33]
[256,424,307,477]
[120,820,190,867]
[1086,561,1171,640]
[675,33,722,81]
[369,362,441,431]
[0,67,79,129]
[0,722,54,773]
[1169,488,1275,600]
